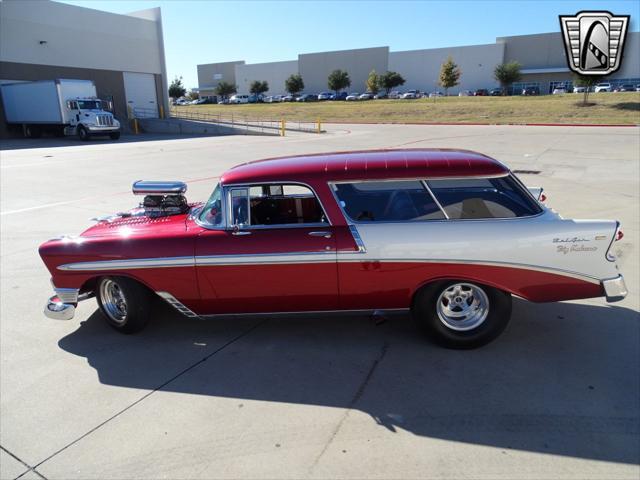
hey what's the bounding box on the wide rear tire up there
[97,276,151,334]
[412,280,512,349]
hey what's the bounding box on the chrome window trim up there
[328,175,546,225]
[223,181,333,230]
[348,225,367,253]
[195,182,228,231]
[421,180,449,219]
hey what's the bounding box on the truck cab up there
[64,98,120,140]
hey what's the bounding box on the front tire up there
[412,280,512,349]
[109,131,121,140]
[97,276,151,333]
[77,125,90,141]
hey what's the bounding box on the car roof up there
[220,149,510,184]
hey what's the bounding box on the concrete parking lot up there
[1,125,639,479]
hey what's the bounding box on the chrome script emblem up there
[559,11,629,75]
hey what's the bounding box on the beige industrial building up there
[0,0,169,137]
[198,31,639,97]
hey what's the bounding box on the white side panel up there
[346,211,619,281]
[57,79,97,100]
[0,81,62,123]
[123,72,158,117]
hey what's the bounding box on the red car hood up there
[80,210,192,239]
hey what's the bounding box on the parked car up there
[614,84,635,92]
[345,92,360,101]
[263,96,274,103]
[428,91,444,98]
[388,91,402,99]
[374,92,388,99]
[458,90,473,97]
[400,91,417,99]
[318,92,332,101]
[40,149,627,349]
[332,91,348,101]
[272,95,285,102]
[636,84,640,92]
[552,87,567,94]
[297,94,318,102]
[594,83,612,93]
[248,94,263,103]
[229,94,250,104]
[474,89,489,96]
[282,94,300,102]
[359,92,374,100]
[573,86,587,93]
[489,88,502,96]
[522,86,540,96]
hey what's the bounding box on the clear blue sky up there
[60,0,639,89]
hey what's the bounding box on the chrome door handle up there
[309,231,332,238]
[232,230,252,236]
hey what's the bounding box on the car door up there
[194,183,339,315]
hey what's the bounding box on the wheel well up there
[410,277,512,309]
[81,274,156,296]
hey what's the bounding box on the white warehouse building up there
[198,32,639,97]
[0,0,169,137]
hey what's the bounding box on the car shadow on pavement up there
[58,298,640,465]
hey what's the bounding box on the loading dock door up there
[123,72,158,118]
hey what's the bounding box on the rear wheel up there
[24,125,42,138]
[77,125,90,141]
[97,276,151,333]
[412,280,512,349]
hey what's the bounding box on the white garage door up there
[123,72,158,118]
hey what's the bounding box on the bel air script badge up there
[553,236,597,255]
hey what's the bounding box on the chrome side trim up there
[602,275,628,302]
[58,256,194,271]
[195,251,336,266]
[348,225,367,253]
[57,254,602,284]
[334,257,603,285]
[156,291,199,318]
[198,308,409,319]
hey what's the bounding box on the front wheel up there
[412,280,512,349]
[77,125,90,141]
[97,276,151,333]
[109,131,121,140]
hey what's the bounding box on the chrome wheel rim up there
[436,283,489,331]
[99,279,128,324]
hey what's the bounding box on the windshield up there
[77,100,102,110]
[198,183,223,226]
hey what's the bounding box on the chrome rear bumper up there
[602,275,628,302]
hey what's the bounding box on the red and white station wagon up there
[39,149,627,348]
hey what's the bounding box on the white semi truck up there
[0,79,121,140]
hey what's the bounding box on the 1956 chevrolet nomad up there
[39,149,627,348]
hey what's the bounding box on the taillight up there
[607,222,623,261]
[540,193,547,202]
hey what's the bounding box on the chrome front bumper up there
[44,287,91,320]
[602,275,628,302]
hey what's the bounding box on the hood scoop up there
[132,180,189,218]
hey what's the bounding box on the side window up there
[333,180,445,222]
[426,176,542,219]
[230,184,326,227]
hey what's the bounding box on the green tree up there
[366,69,379,94]
[573,74,602,105]
[168,76,186,99]
[187,89,199,100]
[285,74,305,95]
[215,81,237,99]
[378,71,406,95]
[250,80,269,97]
[438,56,461,96]
[493,61,522,95]
[327,69,351,95]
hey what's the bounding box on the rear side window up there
[333,181,445,222]
[426,176,542,219]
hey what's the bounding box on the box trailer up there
[0,79,120,140]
